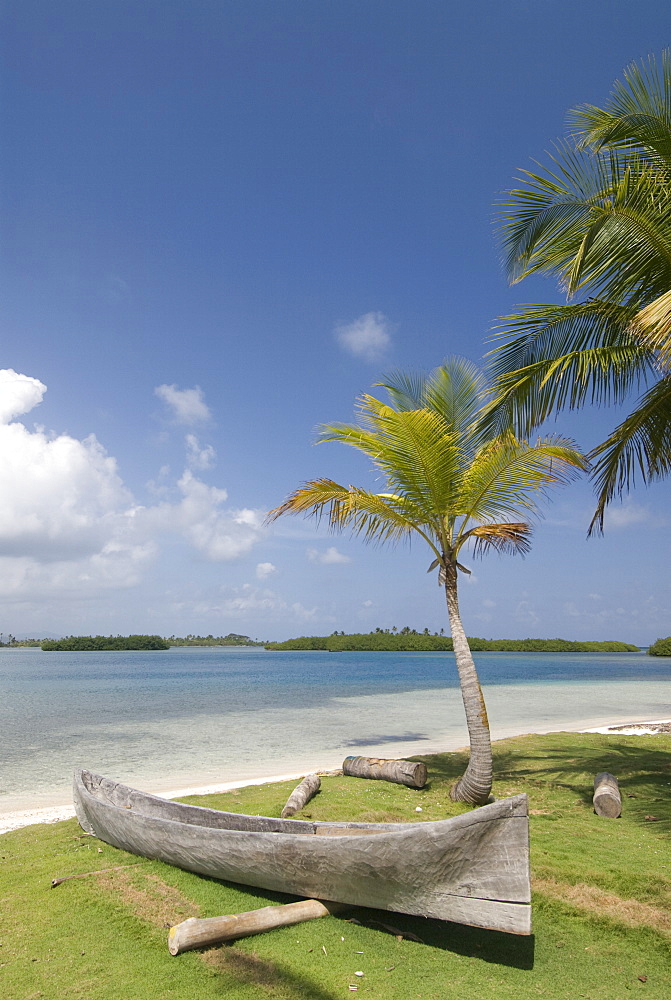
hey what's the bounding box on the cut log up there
[343,756,427,789]
[281,773,321,818]
[168,898,346,955]
[593,772,622,818]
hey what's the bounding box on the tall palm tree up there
[488,52,671,531]
[269,359,584,805]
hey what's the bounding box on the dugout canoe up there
[73,768,531,934]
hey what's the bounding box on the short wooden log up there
[168,898,345,955]
[280,773,321,818]
[593,772,622,818]
[342,756,427,789]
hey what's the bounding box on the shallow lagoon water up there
[1,645,670,817]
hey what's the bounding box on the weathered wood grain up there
[593,772,622,818]
[168,898,345,954]
[73,769,532,935]
[281,773,320,817]
[342,755,427,789]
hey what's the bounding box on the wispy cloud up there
[142,471,265,562]
[603,501,663,530]
[335,311,391,362]
[185,433,216,470]
[155,383,211,424]
[514,600,540,626]
[307,546,351,565]
[201,584,318,623]
[256,562,277,580]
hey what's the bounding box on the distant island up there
[265,630,640,653]
[648,637,671,656]
[41,635,170,651]
[166,633,263,646]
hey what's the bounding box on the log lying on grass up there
[593,772,622,818]
[281,773,321,818]
[343,755,427,789]
[168,898,346,955]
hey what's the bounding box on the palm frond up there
[485,300,653,435]
[463,522,532,559]
[589,375,671,532]
[631,288,671,368]
[494,55,671,527]
[500,144,671,299]
[267,478,440,549]
[571,51,671,169]
[321,403,466,517]
[378,358,491,453]
[375,369,428,411]
[458,435,586,527]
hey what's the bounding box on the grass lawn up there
[2,732,670,999]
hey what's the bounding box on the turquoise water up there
[1,646,670,814]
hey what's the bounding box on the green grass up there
[2,733,670,999]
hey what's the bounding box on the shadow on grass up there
[424,735,671,829]
[347,907,535,969]
[191,874,534,973]
[203,945,343,1000]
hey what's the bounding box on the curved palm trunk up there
[444,564,492,805]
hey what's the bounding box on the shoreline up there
[2,716,669,837]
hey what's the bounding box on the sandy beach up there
[2,716,668,837]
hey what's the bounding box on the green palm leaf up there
[571,51,671,168]
[268,478,438,549]
[500,146,671,298]
[457,434,585,529]
[486,300,653,435]
[491,54,671,524]
[589,375,671,531]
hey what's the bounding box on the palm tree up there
[488,52,671,531]
[269,359,584,804]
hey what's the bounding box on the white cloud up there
[335,311,391,362]
[155,383,211,424]
[141,471,265,562]
[0,417,132,562]
[0,369,47,423]
[0,373,265,600]
[603,501,661,530]
[185,433,216,470]
[0,405,157,597]
[0,542,157,600]
[483,598,496,608]
[256,562,277,580]
[307,546,351,565]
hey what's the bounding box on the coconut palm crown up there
[489,51,671,531]
[269,359,585,804]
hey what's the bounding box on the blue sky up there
[1,1,669,644]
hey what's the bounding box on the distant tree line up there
[41,635,170,651]
[166,633,262,646]
[264,631,639,653]
[648,637,671,656]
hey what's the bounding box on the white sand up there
[2,717,668,837]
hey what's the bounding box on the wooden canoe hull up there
[73,769,531,934]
